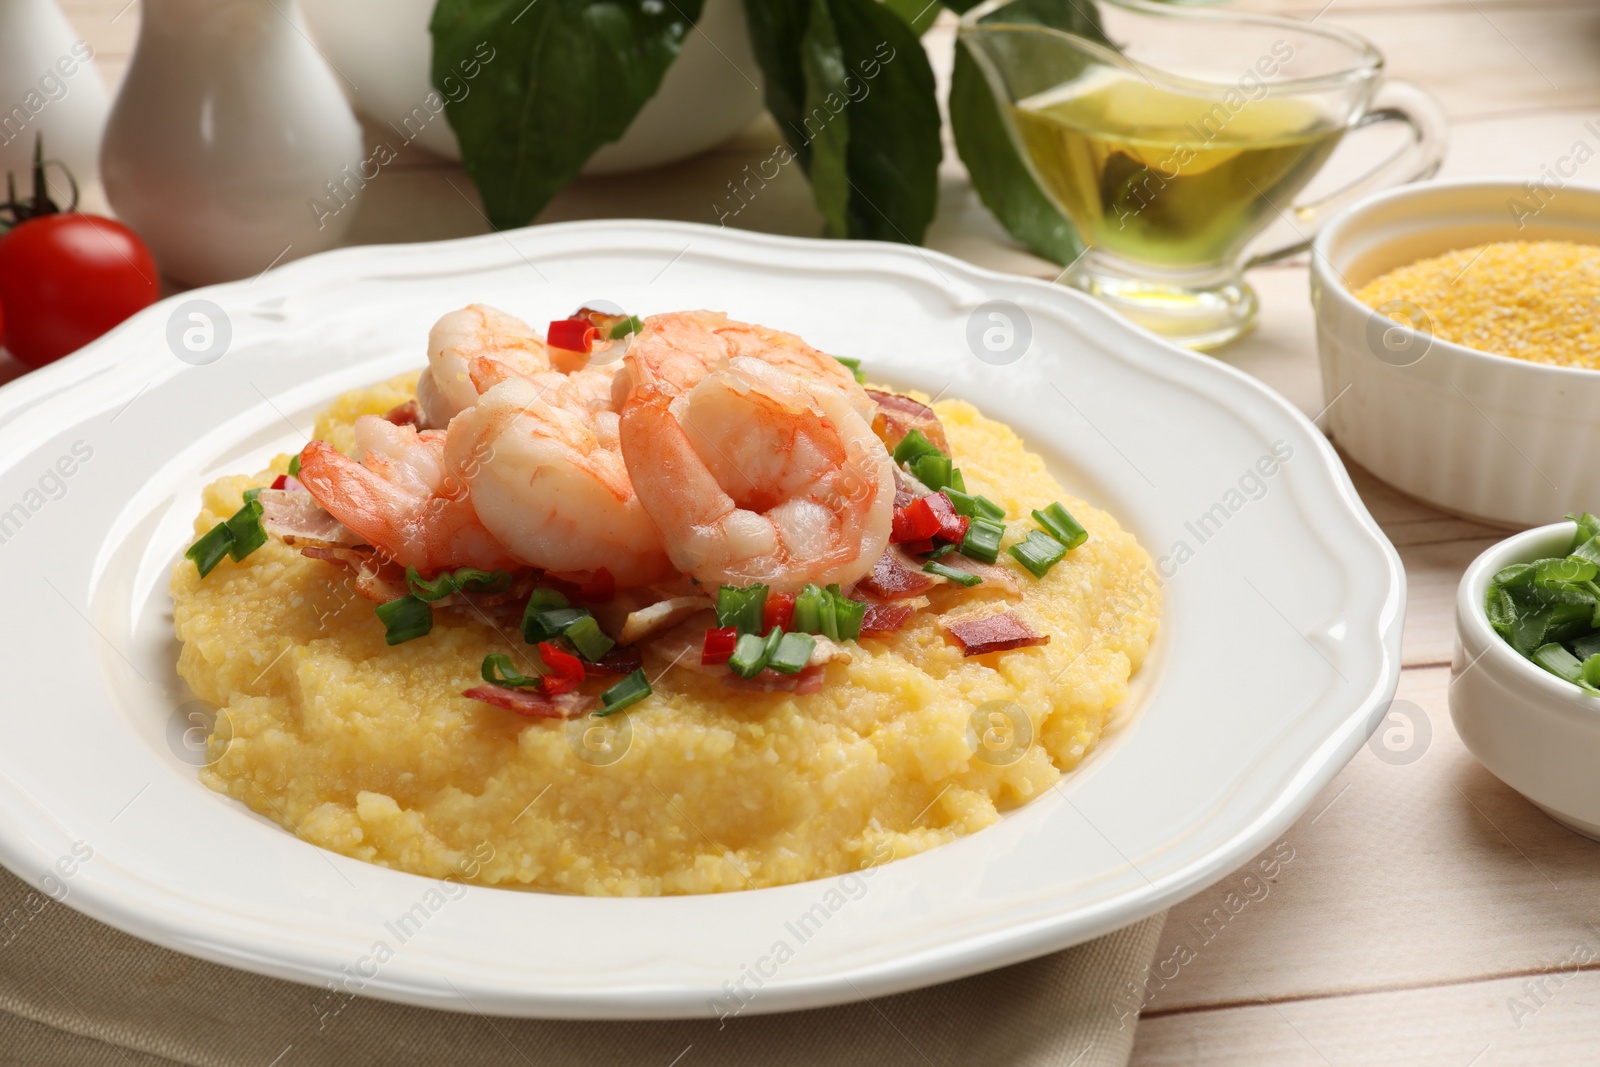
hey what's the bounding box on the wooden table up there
[51,1,1600,1061]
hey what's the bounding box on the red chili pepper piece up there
[537,641,585,694]
[547,318,599,353]
[890,497,941,543]
[269,474,289,491]
[923,492,970,543]
[763,592,795,633]
[902,538,935,555]
[701,626,738,666]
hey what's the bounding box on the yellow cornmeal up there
[171,380,1159,895]
[1355,241,1600,369]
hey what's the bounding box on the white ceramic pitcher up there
[0,0,110,185]
[100,0,363,285]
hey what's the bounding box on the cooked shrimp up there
[444,371,673,587]
[619,356,894,592]
[612,310,873,420]
[297,417,520,574]
[418,304,553,429]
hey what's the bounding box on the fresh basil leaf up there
[948,0,1107,265]
[744,0,941,243]
[431,0,705,230]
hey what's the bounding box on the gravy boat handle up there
[1246,80,1449,269]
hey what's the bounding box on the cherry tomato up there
[0,214,160,367]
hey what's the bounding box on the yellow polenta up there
[171,378,1159,895]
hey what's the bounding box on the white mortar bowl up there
[1453,522,1600,840]
[1311,179,1600,528]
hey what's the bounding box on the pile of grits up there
[171,376,1159,895]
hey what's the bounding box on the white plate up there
[0,220,1402,1019]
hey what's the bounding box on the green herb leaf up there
[1536,558,1599,585]
[185,522,235,578]
[768,631,817,674]
[961,517,1006,565]
[716,584,769,635]
[881,0,940,34]
[949,0,1109,265]
[224,499,267,562]
[431,0,706,229]
[1570,512,1600,552]
[1009,529,1068,578]
[744,0,941,242]
[1033,502,1087,550]
[729,631,773,678]
[376,595,433,645]
[924,559,983,587]
[892,428,944,466]
[482,653,543,688]
[834,355,867,383]
[596,668,652,716]
[408,565,513,602]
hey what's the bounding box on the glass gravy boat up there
[960,0,1446,349]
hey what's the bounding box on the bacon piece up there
[617,596,714,645]
[861,602,915,637]
[947,555,1020,597]
[462,686,594,719]
[383,400,422,427]
[258,489,362,548]
[857,546,938,600]
[940,611,1049,656]
[867,389,948,454]
[722,665,825,694]
[588,644,644,676]
[300,545,410,603]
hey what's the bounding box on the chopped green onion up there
[1573,631,1600,660]
[609,315,644,339]
[824,584,865,641]
[563,614,616,662]
[523,607,591,644]
[793,584,826,634]
[288,452,302,477]
[1534,641,1586,684]
[595,669,652,716]
[1485,585,1517,636]
[767,631,816,674]
[1033,502,1087,550]
[1009,530,1069,578]
[923,560,982,587]
[923,543,958,561]
[185,522,235,578]
[892,429,943,466]
[1537,558,1599,585]
[1573,536,1600,567]
[945,488,1006,521]
[961,517,1006,565]
[224,499,267,562]
[716,584,769,635]
[376,595,432,645]
[909,453,954,493]
[1493,563,1535,587]
[1570,512,1600,552]
[834,356,867,384]
[242,487,262,504]
[481,653,542,688]
[949,468,966,494]
[729,632,772,678]
[408,566,513,602]
[1584,654,1600,690]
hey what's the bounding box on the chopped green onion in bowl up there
[1484,511,1600,693]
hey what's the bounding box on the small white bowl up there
[1311,179,1600,528]
[1452,521,1600,839]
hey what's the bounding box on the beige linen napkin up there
[0,866,1165,1067]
